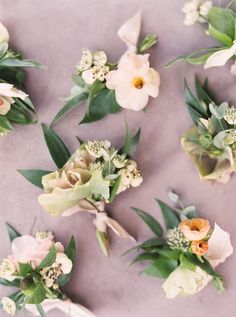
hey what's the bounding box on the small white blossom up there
[1,297,16,315]
[35,231,54,242]
[113,154,128,168]
[199,0,212,17]
[224,107,236,125]
[76,48,93,72]
[0,259,16,279]
[92,50,107,66]
[182,0,211,26]
[118,160,143,193]
[82,64,109,84]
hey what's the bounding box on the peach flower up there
[0,83,28,115]
[191,240,208,256]
[106,52,160,111]
[179,218,210,241]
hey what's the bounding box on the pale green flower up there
[1,297,16,315]
[0,259,16,279]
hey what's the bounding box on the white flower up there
[0,259,16,279]
[0,83,28,115]
[56,253,73,274]
[0,22,9,44]
[204,42,236,69]
[85,140,111,158]
[199,1,212,17]
[224,107,236,125]
[162,265,210,298]
[35,231,54,242]
[92,51,107,66]
[112,154,127,168]
[118,160,143,193]
[82,64,109,84]
[1,297,16,315]
[182,0,201,26]
[76,48,93,72]
[162,223,233,298]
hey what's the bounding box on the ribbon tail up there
[105,217,135,241]
[117,11,141,51]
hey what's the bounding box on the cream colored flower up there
[118,160,143,193]
[199,0,212,17]
[224,107,236,125]
[76,48,93,72]
[112,154,127,168]
[1,297,16,315]
[35,231,54,242]
[85,140,111,158]
[205,42,236,69]
[0,83,28,115]
[0,22,9,44]
[0,259,16,279]
[106,52,160,111]
[179,218,210,241]
[92,51,107,66]
[182,0,201,26]
[82,64,109,84]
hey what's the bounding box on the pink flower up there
[0,83,28,115]
[106,52,160,111]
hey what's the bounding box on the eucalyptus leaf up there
[42,124,71,169]
[131,207,163,237]
[18,169,52,189]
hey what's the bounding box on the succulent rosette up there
[167,1,236,74]
[0,224,95,317]
[51,12,160,126]
[126,191,233,298]
[0,22,43,136]
[181,77,236,183]
[19,124,143,256]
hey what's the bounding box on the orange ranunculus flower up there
[191,240,208,256]
[179,218,210,241]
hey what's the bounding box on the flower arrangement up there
[168,1,236,73]
[51,12,160,126]
[19,124,142,256]
[0,22,43,136]
[182,77,236,183]
[0,224,95,317]
[126,191,233,298]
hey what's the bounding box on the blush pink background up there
[0,0,235,316]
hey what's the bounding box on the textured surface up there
[0,0,235,316]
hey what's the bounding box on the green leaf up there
[18,169,51,189]
[154,248,181,260]
[38,245,57,269]
[194,77,213,107]
[208,24,233,46]
[71,74,85,87]
[123,238,165,255]
[57,236,76,286]
[6,223,21,242]
[212,276,226,293]
[143,258,178,278]
[184,80,208,124]
[0,58,44,68]
[6,104,35,125]
[19,263,32,277]
[156,200,180,229]
[180,254,196,271]
[109,175,121,203]
[0,115,14,131]
[88,80,106,100]
[120,123,141,158]
[137,34,158,53]
[51,92,88,127]
[131,207,163,237]
[208,7,236,40]
[80,89,121,124]
[129,252,160,266]
[0,42,8,58]
[26,282,46,304]
[42,124,71,168]
[36,304,46,317]
[0,277,21,287]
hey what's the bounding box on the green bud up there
[20,276,37,297]
[231,142,236,150]
[209,149,223,157]
[96,230,109,257]
[137,34,158,53]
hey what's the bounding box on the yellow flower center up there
[132,77,144,89]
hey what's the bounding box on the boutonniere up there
[182,77,236,183]
[168,1,236,73]
[51,12,160,126]
[0,224,95,317]
[126,191,233,298]
[19,124,142,256]
[0,22,43,136]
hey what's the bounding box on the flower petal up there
[115,87,149,111]
[204,42,236,69]
[0,22,9,43]
[0,97,11,115]
[143,68,160,97]
[207,223,233,267]
[117,12,141,51]
[0,83,28,100]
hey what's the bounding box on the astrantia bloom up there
[1,297,16,315]
[106,52,160,111]
[0,83,28,115]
